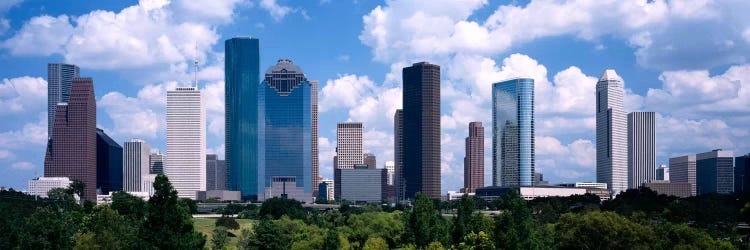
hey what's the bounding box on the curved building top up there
[263,59,308,96]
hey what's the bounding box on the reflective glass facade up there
[259,59,313,199]
[492,78,534,187]
[225,38,261,199]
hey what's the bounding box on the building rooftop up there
[599,69,620,82]
[265,58,304,75]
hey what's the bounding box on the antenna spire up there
[193,43,199,89]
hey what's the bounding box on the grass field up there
[193,218,254,249]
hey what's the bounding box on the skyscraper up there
[149,151,164,175]
[166,86,206,199]
[669,155,697,196]
[735,154,750,192]
[596,69,628,195]
[696,149,734,195]
[259,59,314,203]
[96,128,122,194]
[402,62,441,199]
[225,37,261,200]
[123,139,151,192]
[364,153,377,169]
[394,109,404,201]
[385,161,395,186]
[44,77,96,201]
[335,122,364,200]
[310,80,320,198]
[493,78,535,187]
[627,111,656,189]
[47,63,80,138]
[206,154,227,191]
[464,122,484,192]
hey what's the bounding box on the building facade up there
[166,87,206,199]
[669,155,697,196]
[225,37,261,200]
[259,59,315,202]
[310,80,320,198]
[338,166,385,204]
[123,139,151,192]
[656,164,669,181]
[321,178,334,201]
[47,63,80,138]
[149,152,164,175]
[643,180,693,198]
[335,122,364,200]
[402,62,441,199]
[696,149,734,195]
[394,109,404,201]
[206,154,227,191]
[627,111,656,189]
[596,69,628,196]
[385,161,395,186]
[96,128,122,194]
[736,154,750,192]
[44,77,97,201]
[29,177,72,198]
[493,78,535,187]
[464,122,484,192]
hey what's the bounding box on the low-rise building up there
[337,166,385,204]
[28,177,72,198]
[261,176,313,203]
[643,180,694,198]
[476,186,592,201]
[446,191,475,201]
[196,190,241,202]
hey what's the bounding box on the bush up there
[216,216,240,230]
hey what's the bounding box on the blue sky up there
[1,0,749,193]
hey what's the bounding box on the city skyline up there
[2,1,750,194]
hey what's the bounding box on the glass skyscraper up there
[492,78,535,187]
[259,59,314,203]
[225,37,261,200]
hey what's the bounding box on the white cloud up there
[260,0,293,21]
[98,91,161,139]
[319,74,376,112]
[172,0,245,23]
[0,76,47,114]
[0,113,47,149]
[2,15,74,56]
[0,149,11,159]
[10,161,34,170]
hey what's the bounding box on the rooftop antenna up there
[193,43,199,89]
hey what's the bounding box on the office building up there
[28,177,72,198]
[627,111,656,189]
[533,172,549,186]
[318,182,329,201]
[47,63,80,138]
[696,149,734,195]
[338,165,385,204]
[736,154,750,192]
[385,161,395,186]
[475,186,610,201]
[335,122,363,200]
[669,155,697,196]
[166,86,206,199]
[643,180,693,198]
[402,62,441,199]
[364,153,377,169]
[123,139,150,192]
[96,128,122,194]
[464,122,484,192]
[259,59,314,203]
[394,109,404,201]
[206,154,227,191]
[311,80,320,198]
[321,178,334,201]
[141,174,156,195]
[44,77,96,201]
[225,37,261,200]
[596,69,628,196]
[149,152,164,174]
[656,164,669,181]
[196,190,241,202]
[493,78,535,187]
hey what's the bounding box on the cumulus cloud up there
[259,0,297,21]
[0,76,47,114]
[319,74,376,112]
[0,113,47,149]
[10,161,34,170]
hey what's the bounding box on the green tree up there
[493,190,544,250]
[110,191,146,219]
[407,193,448,248]
[74,206,138,250]
[259,197,306,219]
[69,180,86,204]
[16,207,78,250]
[425,241,446,250]
[452,194,481,245]
[339,211,406,248]
[458,231,495,250]
[215,216,240,230]
[211,226,229,250]
[248,218,290,250]
[178,198,198,214]
[363,237,389,250]
[140,174,206,249]
[654,223,734,250]
[554,211,655,249]
[321,230,340,250]
[47,187,78,209]
[236,228,253,250]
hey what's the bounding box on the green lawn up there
[193,218,254,249]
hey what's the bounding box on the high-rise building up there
[310,80,320,198]
[44,77,96,201]
[166,86,206,199]
[669,155,697,196]
[364,153,377,169]
[735,154,750,192]
[47,63,80,138]
[627,111,656,189]
[596,69,628,196]
[96,128,122,194]
[402,62,441,199]
[335,122,364,200]
[321,178,334,201]
[656,164,669,181]
[338,165,385,204]
[394,109,404,201]
[385,161,395,186]
[206,154,227,191]
[149,152,164,175]
[493,78,535,187]
[259,59,314,203]
[225,37,260,200]
[123,139,150,192]
[464,122,484,192]
[696,149,734,195]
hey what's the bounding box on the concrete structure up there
[47,63,80,138]
[262,176,312,203]
[696,149,734,195]
[670,155,697,195]
[97,191,150,205]
[141,174,156,195]
[596,69,628,196]
[96,128,122,194]
[259,59,315,202]
[736,154,750,192]
[394,109,404,201]
[310,79,320,199]
[493,78,535,187]
[364,153,377,169]
[464,122,484,192]
[476,186,587,201]
[627,111,656,189]
[573,182,608,189]
[166,86,206,199]
[402,62,441,199]
[321,178,334,201]
[446,191,475,201]
[643,180,693,198]
[335,122,364,200]
[656,164,669,181]
[206,154,227,191]
[534,172,549,186]
[28,177,72,198]
[385,161,395,186]
[123,139,151,192]
[196,190,242,202]
[44,77,97,201]
[338,166,385,204]
[149,152,164,174]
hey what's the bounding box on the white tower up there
[123,139,151,192]
[166,86,206,199]
[596,69,628,196]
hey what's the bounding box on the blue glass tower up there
[492,78,534,187]
[225,38,261,200]
[259,59,313,202]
